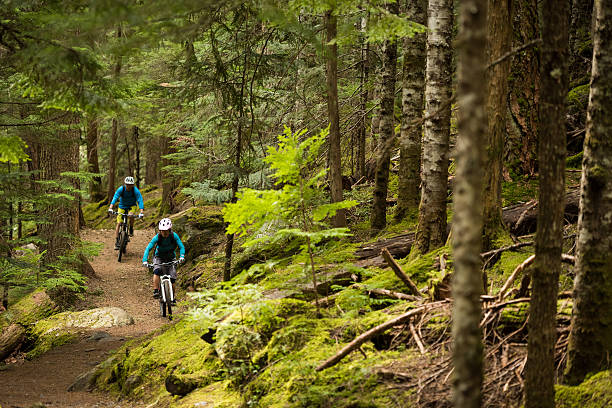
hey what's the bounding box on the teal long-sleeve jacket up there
[142,232,185,262]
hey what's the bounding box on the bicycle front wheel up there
[162,280,173,319]
[117,231,125,262]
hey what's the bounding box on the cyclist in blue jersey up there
[108,176,145,249]
[142,218,185,304]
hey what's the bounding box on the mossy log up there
[354,233,415,267]
[502,187,580,235]
[0,323,26,360]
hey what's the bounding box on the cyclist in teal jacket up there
[142,218,185,305]
[108,176,144,249]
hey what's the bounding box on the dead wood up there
[354,233,414,261]
[356,285,422,302]
[316,300,448,371]
[501,187,580,235]
[381,248,422,297]
[0,323,26,361]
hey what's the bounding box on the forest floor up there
[0,227,170,408]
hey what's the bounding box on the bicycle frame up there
[148,260,179,320]
[110,210,140,262]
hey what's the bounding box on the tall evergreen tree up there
[370,1,399,231]
[395,0,427,222]
[452,0,486,404]
[565,0,612,385]
[414,0,453,253]
[325,9,346,228]
[524,0,569,405]
[482,0,513,248]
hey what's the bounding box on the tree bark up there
[85,117,104,202]
[395,0,426,222]
[159,136,177,214]
[106,27,122,203]
[507,0,539,177]
[355,14,369,180]
[565,0,612,386]
[483,0,513,249]
[452,0,486,406]
[145,134,161,186]
[524,0,569,406]
[569,0,593,86]
[132,126,141,187]
[414,0,453,253]
[106,118,119,204]
[370,2,399,232]
[37,114,81,265]
[325,10,346,228]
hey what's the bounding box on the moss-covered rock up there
[556,370,612,408]
[25,307,134,359]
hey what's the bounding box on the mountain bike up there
[109,210,142,262]
[147,260,179,320]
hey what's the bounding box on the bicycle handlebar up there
[109,210,143,218]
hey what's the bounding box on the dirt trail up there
[0,227,172,408]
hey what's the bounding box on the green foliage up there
[223,126,357,247]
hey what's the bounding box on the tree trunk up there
[507,0,539,177]
[159,136,177,215]
[355,14,369,180]
[106,27,122,203]
[370,2,399,232]
[38,114,81,265]
[395,0,426,222]
[106,118,119,203]
[569,0,593,86]
[452,0,486,406]
[86,117,104,202]
[123,125,133,177]
[483,0,513,249]
[524,0,568,406]
[145,134,161,186]
[325,10,346,228]
[414,0,454,254]
[565,0,612,386]
[133,126,141,187]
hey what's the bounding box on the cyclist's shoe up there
[153,289,160,299]
[114,237,120,250]
[129,226,134,236]
[171,299,177,306]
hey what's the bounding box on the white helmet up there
[124,176,135,185]
[158,218,172,231]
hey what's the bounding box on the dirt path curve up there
[0,227,171,408]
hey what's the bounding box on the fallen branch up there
[354,285,421,302]
[381,248,422,297]
[498,253,575,301]
[410,320,426,355]
[497,255,535,301]
[316,300,448,371]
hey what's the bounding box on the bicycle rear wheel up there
[162,280,173,319]
[117,230,125,262]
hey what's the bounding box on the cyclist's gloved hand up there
[178,257,185,264]
[108,208,113,215]
[142,261,148,268]
[138,213,144,219]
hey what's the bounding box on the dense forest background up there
[1,0,611,407]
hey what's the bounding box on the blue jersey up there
[143,232,185,262]
[111,185,144,210]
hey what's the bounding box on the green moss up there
[556,371,612,408]
[9,289,57,326]
[502,178,539,206]
[566,152,584,169]
[567,84,590,108]
[172,381,241,408]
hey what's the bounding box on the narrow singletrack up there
[0,227,170,408]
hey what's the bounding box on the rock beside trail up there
[49,307,134,329]
[26,307,134,359]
